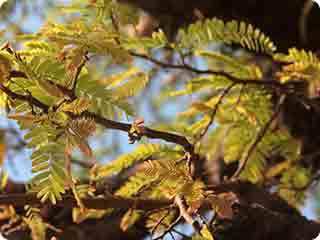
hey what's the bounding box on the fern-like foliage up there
[24,206,47,240]
[59,98,92,114]
[141,159,206,204]
[92,144,176,179]
[2,1,319,239]
[25,123,69,204]
[178,18,277,54]
[274,48,320,97]
[76,67,150,118]
[274,48,319,66]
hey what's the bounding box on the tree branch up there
[131,52,286,90]
[0,193,171,211]
[0,84,49,112]
[0,84,194,154]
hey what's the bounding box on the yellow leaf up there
[99,67,141,87]
[200,225,214,240]
[0,53,11,84]
[72,208,108,224]
[60,98,92,114]
[235,106,257,125]
[266,160,291,179]
[120,209,141,231]
[8,114,44,124]
[191,101,213,112]
[0,144,6,166]
[37,80,65,98]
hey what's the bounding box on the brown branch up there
[0,193,171,211]
[80,111,194,153]
[0,84,49,112]
[231,94,286,179]
[0,84,194,154]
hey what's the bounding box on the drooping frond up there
[274,48,320,97]
[41,21,129,61]
[19,40,57,58]
[178,18,277,54]
[27,132,68,204]
[169,75,233,98]
[142,159,189,181]
[274,48,320,66]
[24,206,47,240]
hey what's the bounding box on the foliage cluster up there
[0,0,319,239]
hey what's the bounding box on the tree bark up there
[0,181,319,240]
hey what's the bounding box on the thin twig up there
[153,215,182,240]
[131,52,287,90]
[231,94,286,179]
[71,53,89,97]
[197,83,237,141]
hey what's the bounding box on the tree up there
[0,0,320,239]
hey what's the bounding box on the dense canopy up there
[0,1,320,240]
